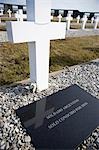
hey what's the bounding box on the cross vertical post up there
[94,17,99,29]
[77,15,80,24]
[26,0,51,91]
[81,14,88,30]
[0,9,4,15]
[58,14,62,22]
[65,13,73,30]
[91,17,94,24]
[7,9,12,18]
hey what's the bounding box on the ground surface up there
[0,59,99,150]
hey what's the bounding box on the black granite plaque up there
[16,84,99,149]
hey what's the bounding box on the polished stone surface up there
[16,84,99,149]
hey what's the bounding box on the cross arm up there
[6,21,38,43]
[49,22,66,40]
[6,21,66,43]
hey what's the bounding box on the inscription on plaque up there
[16,85,99,149]
[48,101,88,130]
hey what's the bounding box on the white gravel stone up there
[92,132,99,138]
[25,136,31,143]
[97,138,99,143]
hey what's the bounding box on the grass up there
[70,24,81,29]
[52,17,78,23]
[0,36,99,85]
[50,36,99,71]
[1,17,16,22]
[0,25,6,31]
[70,24,99,29]
[0,43,29,85]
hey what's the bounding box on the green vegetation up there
[0,25,6,31]
[50,36,99,71]
[70,24,99,29]
[0,36,99,85]
[1,17,16,22]
[0,43,29,85]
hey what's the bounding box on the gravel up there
[0,59,99,150]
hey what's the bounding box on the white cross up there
[0,8,4,16]
[24,98,54,128]
[76,15,80,24]
[91,17,94,24]
[58,14,62,22]
[50,15,53,21]
[94,17,99,30]
[81,14,88,30]
[15,9,27,22]
[15,11,20,21]
[7,9,12,18]
[65,13,73,30]
[6,0,66,91]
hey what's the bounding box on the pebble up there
[25,136,31,143]
[15,127,19,133]
[92,132,98,138]
[97,139,99,143]
[0,59,99,149]
[96,138,99,148]
[1,141,6,150]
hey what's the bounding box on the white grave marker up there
[65,13,73,30]
[81,14,88,30]
[15,9,27,22]
[50,15,53,21]
[77,15,80,24]
[0,8,4,15]
[15,11,20,21]
[7,9,12,18]
[68,11,73,15]
[58,14,62,22]
[0,9,4,23]
[94,17,99,29]
[6,0,66,91]
[91,17,94,24]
